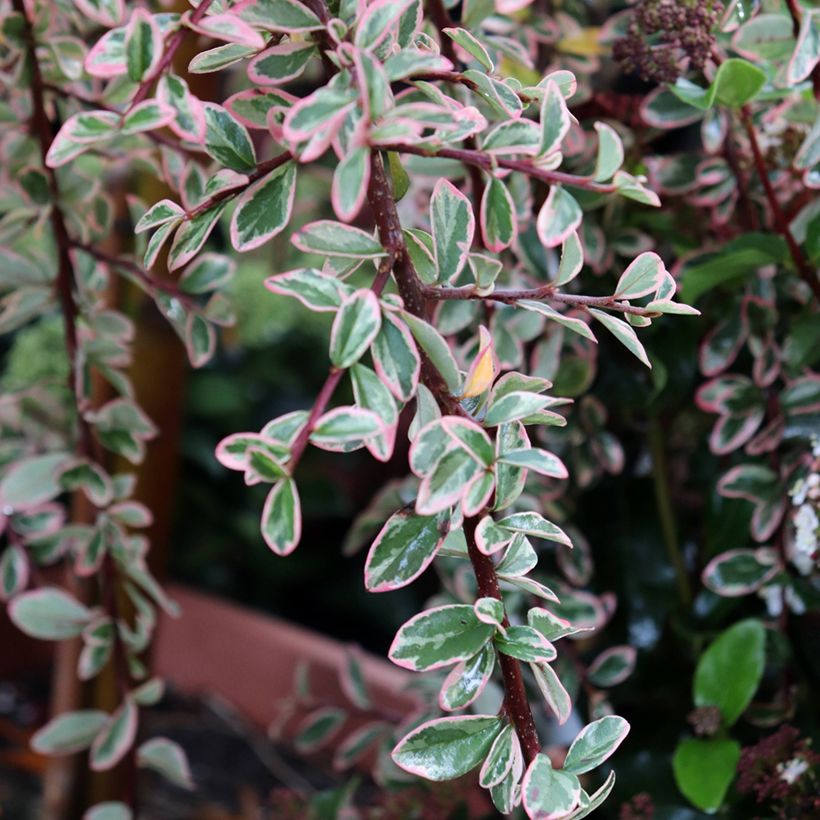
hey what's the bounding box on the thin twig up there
[377,141,618,194]
[187,151,293,218]
[13,0,137,809]
[739,107,820,301]
[367,150,543,765]
[70,242,201,312]
[422,283,662,316]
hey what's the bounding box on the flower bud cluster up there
[613,0,725,83]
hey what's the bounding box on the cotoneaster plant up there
[612,0,820,814]
[0,0,711,817]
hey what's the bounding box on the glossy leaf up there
[31,710,108,755]
[230,162,297,252]
[365,509,449,592]
[673,738,740,813]
[693,619,765,726]
[389,604,494,671]
[431,179,474,283]
[137,737,193,789]
[9,587,92,639]
[522,754,581,819]
[330,289,382,369]
[392,715,503,781]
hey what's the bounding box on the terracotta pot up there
[154,584,419,732]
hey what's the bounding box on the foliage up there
[0,0,818,817]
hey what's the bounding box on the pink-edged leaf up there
[333,721,390,770]
[329,289,382,369]
[247,41,315,85]
[354,0,415,51]
[502,575,560,604]
[495,625,557,663]
[167,204,227,271]
[430,179,474,283]
[586,645,637,687]
[538,78,570,157]
[531,662,572,725]
[90,697,138,771]
[215,432,288,473]
[522,753,581,819]
[416,449,483,515]
[137,737,193,789]
[230,161,297,252]
[294,707,346,753]
[717,464,779,503]
[537,186,582,249]
[76,0,124,27]
[31,710,108,755]
[475,515,514,556]
[389,604,493,671]
[157,73,207,142]
[265,268,349,313]
[781,375,820,415]
[364,509,449,592]
[497,448,568,479]
[462,470,495,517]
[699,313,747,377]
[709,408,765,455]
[751,495,787,543]
[479,724,516,789]
[261,478,301,556]
[391,715,503,781]
[614,252,666,300]
[0,544,28,601]
[332,147,371,223]
[237,0,324,32]
[187,12,266,49]
[9,586,92,639]
[702,548,781,597]
[372,311,421,402]
[339,645,371,710]
[562,715,630,775]
[311,406,383,446]
[439,643,496,712]
[441,416,495,466]
[85,27,128,78]
[124,7,163,83]
[480,177,517,252]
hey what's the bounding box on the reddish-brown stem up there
[126,0,217,112]
[723,127,758,232]
[425,0,456,63]
[187,151,293,218]
[784,0,803,36]
[411,71,536,104]
[367,150,543,762]
[377,141,618,194]
[463,518,541,765]
[287,254,394,469]
[14,2,137,810]
[70,242,201,312]
[422,283,662,317]
[14,0,94,458]
[288,367,345,467]
[739,108,820,302]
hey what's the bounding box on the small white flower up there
[778,757,809,785]
[759,584,783,617]
[790,503,819,575]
